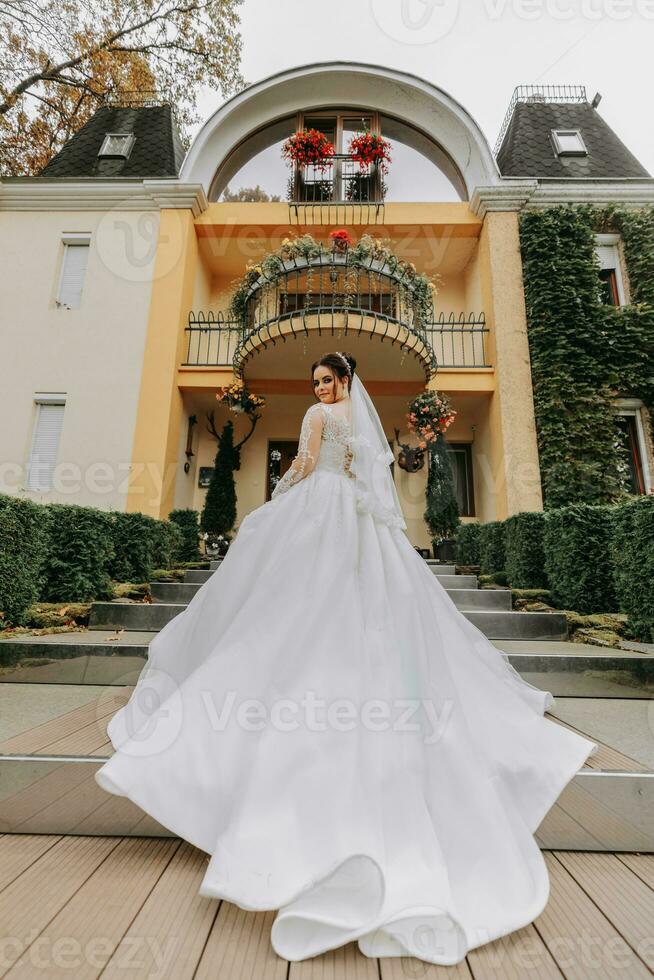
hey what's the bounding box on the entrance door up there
[447,443,476,517]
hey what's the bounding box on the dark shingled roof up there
[38,104,185,178]
[496,101,650,179]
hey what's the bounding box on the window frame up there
[595,232,627,307]
[550,128,588,157]
[98,132,136,158]
[296,109,381,153]
[613,398,652,495]
[55,233,91,309]
[446,441,476,517]
[294,109,381,203]
[26,393,66,492]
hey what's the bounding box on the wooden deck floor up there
[0,834,652,978]
[0,690,649,772]
[1,700,653,974]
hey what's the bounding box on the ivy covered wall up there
[518,204,654,510]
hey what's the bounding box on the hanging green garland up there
[518,204,654,510]
[227,232,438,331]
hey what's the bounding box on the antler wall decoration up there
[393,428,426,473]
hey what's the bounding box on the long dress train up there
[94,398,598,966]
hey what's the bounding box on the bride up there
[95,350,598,966]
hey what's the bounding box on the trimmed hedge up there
[169,508,202,561]
[0,492,197,625]
[543,503,618,615]
[454,523,480,565]
[610,495,654,640]
[0,496,52,625]
[41,503,115,603]
[472,499,654,634]
[151,519,185,570]
[110,512,187,582]
[504,511,547,589]
[478,521,506,575]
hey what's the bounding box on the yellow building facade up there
[3,64,653,549]
[123,65,546,550]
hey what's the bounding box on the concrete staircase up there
[88,559,569,640]
[0,556,652,849]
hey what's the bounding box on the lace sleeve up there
[271,403,325,499]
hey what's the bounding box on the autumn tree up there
[221,184,282,202]
[0,0,245,175]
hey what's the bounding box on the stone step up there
[87,599,566,639]
[0,754,654,854]
[1,632,651,697]
[0,696,651,848]
[464,610,568,639]
[184,568,479,589]
[209,558,461,574]
[152,580,504,608]
[1,756,648,848]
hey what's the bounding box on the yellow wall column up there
[126,209,198,519]
[479,211,543,520]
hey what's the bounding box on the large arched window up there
[210,108,465,203]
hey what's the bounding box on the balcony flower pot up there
[347,132,392,176]
[329,229,354,254]
[205,532,231,557]
[282,129,335,170]
[433,537,456,561]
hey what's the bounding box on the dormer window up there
[98,133,135,158]
[550,129,587,156]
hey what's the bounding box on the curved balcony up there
[182,309,491,380]
[230,247,438,381]
[183,251,492,380]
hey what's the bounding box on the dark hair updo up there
[310,351,357,397]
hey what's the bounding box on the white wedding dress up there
[95,392,598,966]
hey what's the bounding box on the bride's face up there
[313,366,348,402]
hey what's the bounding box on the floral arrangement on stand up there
[407,390,457,450]
[215,379,265,416]
[202,530,230,556]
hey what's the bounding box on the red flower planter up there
[282,129,335,172]
[347,131,392,176]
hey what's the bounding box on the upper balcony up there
[205,106,468,224]
[288,153,386,223]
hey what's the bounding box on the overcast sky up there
[191,0,654,178]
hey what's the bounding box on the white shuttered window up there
[57,239,90,309]
[27,398,66,491]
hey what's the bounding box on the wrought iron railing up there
[227,246,436,377]
[183,243,489,376]
[287,153,385,222]
[183,309,491,375]
[182,312,243,367]
[425,313,490,368]
[288,153,386,204]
